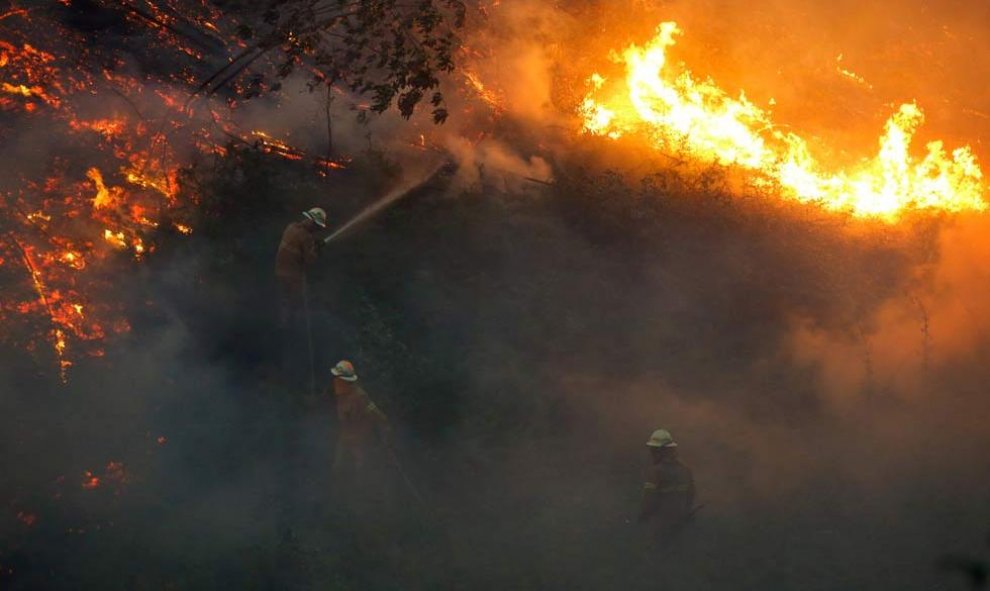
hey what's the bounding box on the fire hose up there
[385,443,425,507]
[302,275,316,398]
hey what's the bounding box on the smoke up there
[5,2,990,590]
[783,214,990,411]
[198,1,570,199]
[443,135,552,192]
[461,1,570,122]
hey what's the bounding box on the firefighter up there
[639,428,696,542]
[274,207,327,329]
[328,360,391,491]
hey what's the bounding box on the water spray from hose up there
[324,161,447,245]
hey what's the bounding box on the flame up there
[580,22,987,220]
[250,130,305,160]
[60,251,85,270]
[5,236,72,382]
[69,117,127,139]
[88,168,122,209]
[0,0,349,381]
[103,229,127,249]
[2,82,34,96]
[465,70,504,113]
[0,41,62,111]
[123,156,179,203]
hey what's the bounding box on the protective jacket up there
[275,221,319,283]
[640,454,695,534]
[336,385,389,449]
[332,382,390,480]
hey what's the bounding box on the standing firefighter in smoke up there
[639,428,696,542]
[271,208,328,530]
[328,360,394,501]
[274,207,327,330]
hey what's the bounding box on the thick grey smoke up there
[4,2,990,590]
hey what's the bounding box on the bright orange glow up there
[87,168,122,209]
[123,157,179,203]
[60,251,85,270]
[0,5,220,381]
[103,229,127,249]
[580,22,987,220]
[465,70,503,113]
[69,117,127,139]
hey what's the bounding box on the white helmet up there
[646,428,677,448]
[331,359,358,382]
[303,207,327,228]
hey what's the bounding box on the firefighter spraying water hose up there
[274,207,328,395]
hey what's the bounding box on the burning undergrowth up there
[0,1,366,381]
[1,2,225,379]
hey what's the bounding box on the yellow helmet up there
[646,428,677,448]
[303,207,327,228]
[331,359,358,382]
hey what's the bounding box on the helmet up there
[303,207,327,228]
[646,428,677,448]
[331,359,358,382]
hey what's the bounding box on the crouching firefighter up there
[639,428,696,543]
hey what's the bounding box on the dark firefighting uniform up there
[640,452,695,540]
[274,220,319,327]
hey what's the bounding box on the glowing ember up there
[0,3,238,380]
[580,22,987,220]
[15,511,37,527]
[79,461,127,492]
[81,471,100,490]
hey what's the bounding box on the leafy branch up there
[201,0,467,123]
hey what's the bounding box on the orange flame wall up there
[579,21,986,219]
[465,0,990,219]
